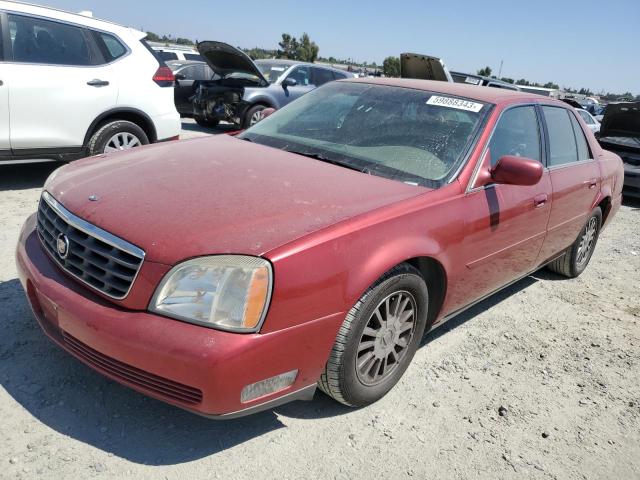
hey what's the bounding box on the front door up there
[280,66,315,106]
[537,106,601,262]
[6,13,118,151]
[448,105,552,310]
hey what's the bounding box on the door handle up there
[585,178,598,189]
[534,193,548,208]
[87,79,110,87]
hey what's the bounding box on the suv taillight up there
[153,67,175,87]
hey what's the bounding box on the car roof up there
[345,78,563,105]
[254,59,350,72]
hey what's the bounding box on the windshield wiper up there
[285,149,366,173]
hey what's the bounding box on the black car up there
[598,102,640,198]
[166,60,216,119]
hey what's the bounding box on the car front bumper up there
[16,214,344,418]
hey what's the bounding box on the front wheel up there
[547,207,602,278]
[242,105,267,129]
[319,264,429,407]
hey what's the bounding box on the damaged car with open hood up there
[191,41,354,128]
[597,102,640,198]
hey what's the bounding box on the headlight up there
[150,255,272,332]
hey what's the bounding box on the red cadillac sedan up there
[16,79,623,418]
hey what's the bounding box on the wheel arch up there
[83,108,158,147]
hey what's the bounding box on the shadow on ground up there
[0,162,58,192]
[180,120,237,135]
[1,270,540,464]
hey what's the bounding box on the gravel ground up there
[0,122,639,479]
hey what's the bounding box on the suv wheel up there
[88,120,149,156]
[319,264,429,407]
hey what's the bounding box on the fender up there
[82,108,158,146]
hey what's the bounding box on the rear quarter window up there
[158,51,178,61]
[91,31,127,63]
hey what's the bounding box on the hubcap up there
[249,110,264,126]
[576,216,598,267]
[104,132,141,153]
[356,291,417,386]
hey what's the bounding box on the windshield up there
[256,61,291,83]
[239,82,490,187]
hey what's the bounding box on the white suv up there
[0,1,181,162]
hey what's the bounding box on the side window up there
[578,110,594,125]
[333,71,348,80]
[569,113,592,161]
[158,51,178,61]
[287,66,312,86]
[180,65,201,80]
[313,68,334,86]
[93,31,127,63]
[487,106,541,166]
[9,14,92,66]
[542,106,578,166]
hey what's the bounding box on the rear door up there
[537,105,601,261]
[174,64,203,114]
[0,12,9,153]
[6,13,119,150]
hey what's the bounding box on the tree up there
[297,33,319,62]
[500,77,514,84]
[382,56,400,77]
[175,37,194,46]
[543,81,559,89]
[146,31,161,42]
[477,66,492,77]
[277,33,299,59]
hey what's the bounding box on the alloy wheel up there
[355,291,417,386]
[104,132,142,153]
[576,216,598,267]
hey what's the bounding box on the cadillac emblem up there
[56,233,70,260]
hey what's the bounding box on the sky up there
[35,0,640,94]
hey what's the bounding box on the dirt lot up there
[1,123,639,479]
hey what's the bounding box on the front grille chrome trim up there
[37,191,145,300]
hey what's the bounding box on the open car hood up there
[197,41,268,86]
[599,102,640,142]
[400,52,453,82]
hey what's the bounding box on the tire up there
[242,104,267,129]
[87,120,149,156]
[319,263,429,407]
[194,116,220,128]
[547,207,602,278]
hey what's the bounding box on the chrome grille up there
[36,192,145,299]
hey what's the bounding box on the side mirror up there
[174,73,186,81]
[491,155,543,186]
[282,77,298,88]
[261,107,276,119]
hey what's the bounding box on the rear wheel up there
[547,207,602,278]
[319,264,429,407]
[88,120,148,156]
[194,116,220,128]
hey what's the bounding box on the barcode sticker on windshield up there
[426,96,483,112]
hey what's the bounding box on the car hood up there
[599,102,640,145]
[400,52,453,82]
[197,41,268,87]
[45,135,426,265]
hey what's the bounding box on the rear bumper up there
[16,215,342,418]
[152,110,181,142]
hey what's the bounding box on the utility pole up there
[498,60,503,79]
